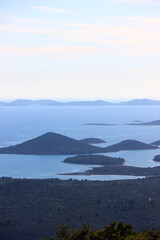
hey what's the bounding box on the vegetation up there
[44,221,160,240]
[153,155,160,162]
[63,155,125,165]
[1,177,160,240]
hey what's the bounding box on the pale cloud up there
[0,13,160,61]
[0,42,160,64]
[0,20,160,55]
[29,6,77,15]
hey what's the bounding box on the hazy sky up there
[0,0,160,100]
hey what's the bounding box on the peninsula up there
[63,164,160,177]
[128,119,160,126]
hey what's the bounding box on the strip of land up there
[128,119,160,126]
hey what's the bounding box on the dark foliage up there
[1,177,160,240]
[153,155,160,162]
[44,221,160,240]
[63,155,125,165]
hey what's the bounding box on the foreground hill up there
[1,177,160,240]
[105,140,157,152]
[0,134,157,155]
[0,132,103,155]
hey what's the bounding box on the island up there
[0,132,104,155]
[153,155,160,162]
[80,138,106,144]
[0,133,157,155]
[105,140,157,152]
[151,140,160,146]
[2,176,160,240]
[63,155,125,165]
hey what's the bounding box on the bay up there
[0,106,160,180]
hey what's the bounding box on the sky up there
[0,0,160,101]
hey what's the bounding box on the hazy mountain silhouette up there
[0,98,160,106]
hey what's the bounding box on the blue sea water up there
[0,106,160,180]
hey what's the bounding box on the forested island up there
[153,155,160,162]
[1,177,160,240]
[0,132,157,155]
[105,139,157,152]
[63,155,125,165]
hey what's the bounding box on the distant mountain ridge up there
[119,99,160,106]
[0,98,160,106]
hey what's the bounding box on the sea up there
[0,106,160,181]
